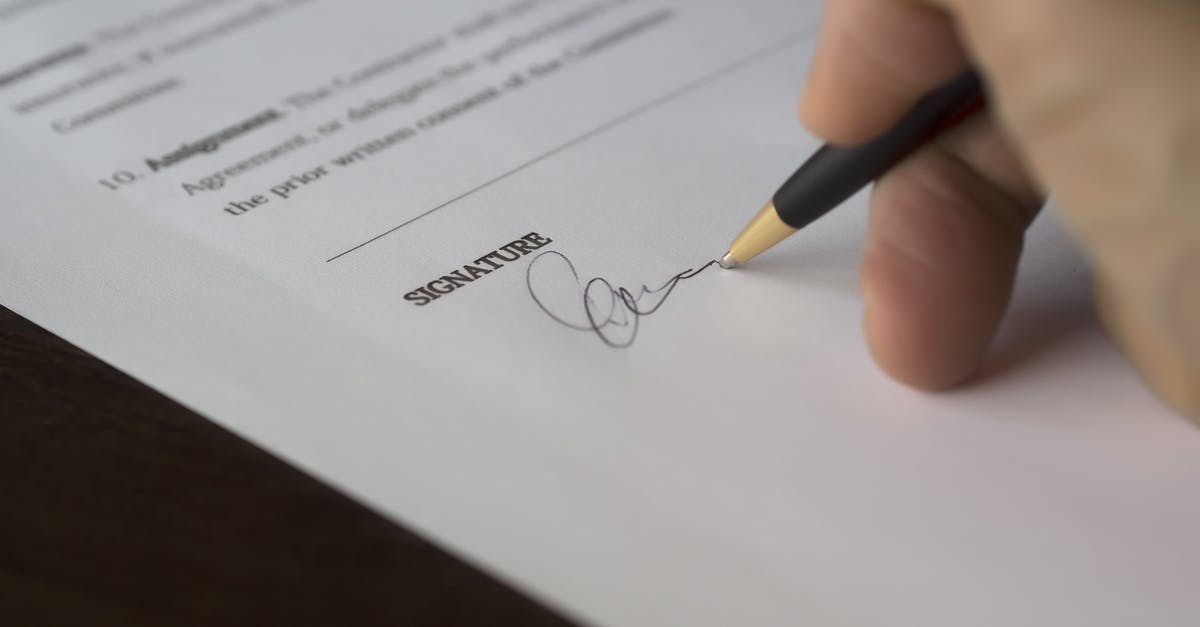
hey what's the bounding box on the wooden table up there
[0,305,574,626]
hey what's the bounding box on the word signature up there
[525,250,719,348]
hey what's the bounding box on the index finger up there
[800,0,968,144]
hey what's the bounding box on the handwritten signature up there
[525,250,719,348]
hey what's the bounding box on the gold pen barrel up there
[721,201,798,268]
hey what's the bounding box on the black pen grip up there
[773,68,984,229]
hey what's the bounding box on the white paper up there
[3,1,1199,625]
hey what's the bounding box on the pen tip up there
[719,252,739,270]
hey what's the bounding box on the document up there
[3,1,1200,625]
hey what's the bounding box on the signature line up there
[324,30,811,263]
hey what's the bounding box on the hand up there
[800,0,1200,418]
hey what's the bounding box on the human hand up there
[800,0,1200,418]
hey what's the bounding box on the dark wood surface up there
[0,304,575,627]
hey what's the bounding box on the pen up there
[719,68,985,269]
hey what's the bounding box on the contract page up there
[2,1,1199,625]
